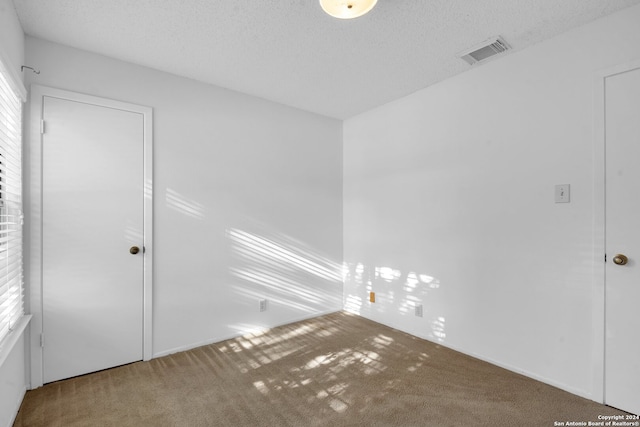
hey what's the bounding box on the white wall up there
[343,4,640,401]
[0,0,23,70]
[24,37,343,360]
[0,1,27,426]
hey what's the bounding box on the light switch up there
[555,184,570,203]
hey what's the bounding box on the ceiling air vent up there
[458,36,510,65]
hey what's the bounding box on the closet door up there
[42,95,145,383]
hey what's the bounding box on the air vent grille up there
[459,36,510,65]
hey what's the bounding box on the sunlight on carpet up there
[14,311,627,427]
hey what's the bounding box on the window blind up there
[0,57,24,346]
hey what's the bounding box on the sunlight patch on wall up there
[165,187,205,219]
[344,295,363,315]
[342,262,350,282]
[405,272,420,289]
[229,229,341,282]
[227,227,343,313]
[422,274,440,289]
[231,268,325,304]
[376,266,401,282]
[432,316,446,342]
[343,262,447,342]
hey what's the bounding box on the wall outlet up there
[415,304,423,317]
[369,291,376,303]
[259,299,267,312]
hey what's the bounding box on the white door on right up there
[605,65,640,416]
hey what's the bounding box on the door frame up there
[592,58,640,405]
[25,85,153,388]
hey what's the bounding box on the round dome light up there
[319,0,378,19]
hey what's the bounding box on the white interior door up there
[42,96,145,383]
[604,66,640,415]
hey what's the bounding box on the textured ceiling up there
[12,0,640,119]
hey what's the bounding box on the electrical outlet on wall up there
[415,304,423,317]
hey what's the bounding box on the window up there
[0,57,24,346]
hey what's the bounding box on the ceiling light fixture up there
[319,0,378,19]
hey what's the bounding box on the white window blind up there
[0,57,24,346]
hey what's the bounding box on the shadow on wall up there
[226,224,343,332]
[343,262,446,343]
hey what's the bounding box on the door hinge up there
[40,333,44,347]
[40,119,45,135]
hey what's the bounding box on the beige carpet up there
[15,311,626,426]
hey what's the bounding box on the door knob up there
[130,246,140,255]
[613,254,628,265]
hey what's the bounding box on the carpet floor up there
[14,311,626,426]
